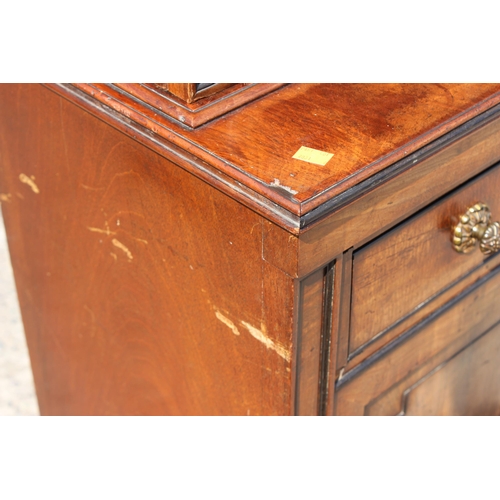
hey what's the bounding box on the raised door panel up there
[404,322,500,416]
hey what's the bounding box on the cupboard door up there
[403,322,500,416]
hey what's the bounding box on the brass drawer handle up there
[452,202,500,255]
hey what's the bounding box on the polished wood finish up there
[294,269,325,416]
[157,83,235,103]
[323,257,343,416]
[299,110,500,275]
[70,83,500,219]
[350,163,500,356]
[111,83,286,128]
[2,83,500,415]
[344,248,500,374]
[0,84,295,415]
[336,266,500,415]
[157,83,199,102]
[48,83,300,233]
[404,323,500,416]
[334,249,353,373]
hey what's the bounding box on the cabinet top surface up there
[66,83,500,225]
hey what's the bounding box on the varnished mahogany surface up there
[336,265,500,415]
[3,83,500,416]
[115,83,286,128]
[350,163,500,356]
[344,248,500,376]
[298,110,500,275]
[68,83,500,220]
[156,83,236,104]
[0,84,295,415]
[404,322,500,416]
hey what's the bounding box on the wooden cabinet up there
[1,83,500,415]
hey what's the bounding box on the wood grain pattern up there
[262,219,299,277]
[350,163,500,355]
[335,249,353,374]
[345,247,500,374]
[323,257,343,416]
[113,83,285,128]
[156,83,237,103]
[299,112,500,276]
[336,265,500,415]
[295,269,325,415]
[160,83,198,103]
[71,83,500,221]
[404,323,500,416]
[45,83,302,233]
[3,83,500,416]
[0,84,296,415]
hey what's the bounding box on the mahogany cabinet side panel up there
[0,84,295,416]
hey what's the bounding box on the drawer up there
[336,263,500,415]
[349,162,500,358]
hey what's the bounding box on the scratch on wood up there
[84,304,96,323]
[80,184,104,191]
[88,226,117,236]
[110,252,117,261]
[19,173,40,193]
[241,321,291,362]
[15,192,24,199]
[215,310,240,336]
[112,239,133,261]
[0,193,12,203]
[270,178,298,195]
[83,305,96,337]
[88,223,147,244]
[250,222,260,234]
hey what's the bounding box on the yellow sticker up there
[292,146,334,166]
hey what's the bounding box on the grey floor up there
[0,211,39,415]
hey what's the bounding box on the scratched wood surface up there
[4,83,500,416]
[0,84,296,415]
[72,83,500,218]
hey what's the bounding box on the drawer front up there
[349,162,500,357]
[336,264,500,415]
